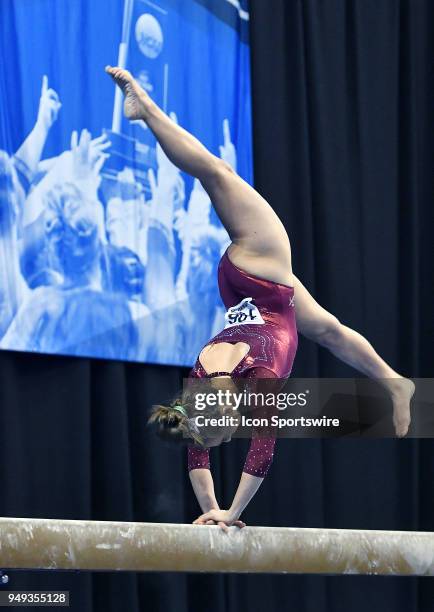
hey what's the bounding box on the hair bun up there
[148,403,190,444]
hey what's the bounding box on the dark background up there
[1,0,433,610]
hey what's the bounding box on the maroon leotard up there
[187,249,298,477]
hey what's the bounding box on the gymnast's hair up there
[148,395,204,446]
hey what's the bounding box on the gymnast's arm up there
[189,447,247,530]
[227,472,264,518]
[188,447,220,513]
[192,474,265,531]
[191,434,275,529]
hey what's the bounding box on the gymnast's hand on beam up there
[203,518,247,531]
[193,510,246,532]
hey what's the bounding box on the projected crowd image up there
[0,0,253,365]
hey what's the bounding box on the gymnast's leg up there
[293,275,415,437]
[105,66,293,287]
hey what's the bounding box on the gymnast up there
[105,66,415,531]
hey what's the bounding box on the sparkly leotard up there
[187,248,298,477]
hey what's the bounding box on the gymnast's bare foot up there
[388,377,415,438]
[105,66,149,121]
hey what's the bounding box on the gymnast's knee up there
[201,157,236,188]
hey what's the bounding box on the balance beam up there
[0,517,433,575]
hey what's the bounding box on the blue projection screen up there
[0,0,252,365]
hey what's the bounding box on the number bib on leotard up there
[224,297,265,329]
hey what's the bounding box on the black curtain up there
[1,1,433,611]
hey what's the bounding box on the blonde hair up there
[148,396,204,446]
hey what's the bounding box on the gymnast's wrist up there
[201,496,220,513]
[227,506,241,521]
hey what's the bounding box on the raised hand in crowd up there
[22,129,110,231]
[37,75,62,131]
[70,129,110,193]
[219,118,237,172]
[15,75,62,179]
